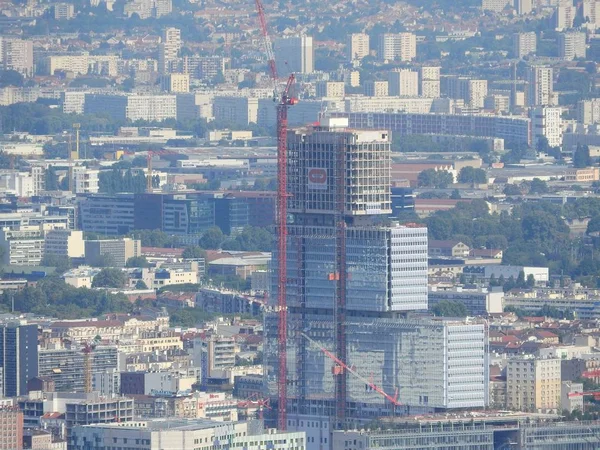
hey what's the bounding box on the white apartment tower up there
[515,0,533,14]
[0,38,33,77]
[347,33,370,61]
[531,106,563,148]
[378,33,416,62]
[274,35,313,74]
[514,32,537,58]
[555,5,576,30]
[158,27,181,74]
[364,80,389,97]
[419,66,441,98]
[482,0,511,12]
[583,0,600,28]
[388,69,419,96]
[527,65,553,106]
[558,32,586,60]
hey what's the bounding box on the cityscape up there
[2,0,600,449]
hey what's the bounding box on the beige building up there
[45,229,85,258]
[315,81,345,98]
[158,27,181,74]
[364,80,389,97]
[388,69,419,97]
[506,357,561,413]
[420,66,440,98]
[46,53,89,76]
[0,226,46,266]
[514,32,537,58]
[558,32,586,60]
[0,38,33,77]
[84,237,141,267]
[161,73,189,92]
[565,167,600,182]
[378,33,416,61]
[347,33,370,61]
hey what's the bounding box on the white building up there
[274,35,313,74]
[531,106,563,148]
[158,27,181,74]
[0,226,46,266]
[315,81,345,98]
[364,80,389,97]
[419,66,441,98]
[527,65,554,106]
[72,166,99,194]
[578,99,600,125]
[482,0,511,12]
[213,96,258,126]
[70,420,306,450]
[54,3,75,19]
[45,53,89,76]
[45,229,85,258]
[556,5,576,30]
[515,0,533,14]
[514,32,537,58]
[378,33,416,61]
[347,33,370,61]
[388,69,419,96]
[0,38,33,77]
[62,91,87,114]
[583,0,600,28]
[558,32,586,60]
[0,171,37,197]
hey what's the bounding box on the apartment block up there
[378,33,416,61]
[315,81,345,98]
[558,32,586,60]
[44,53,89,76]
[158,27,181,74]
[531,106,563,148]
[419,66,441,98]
[213,96,259,126]
[54,3,75,19]
[347,33,370,61]
[0,323,38,397]
[0,408,23,450]
[364,80,389,97]
[84,94,177,122]
[0,38,33,76]
[0,226,46,266]
[555,5,576,30]
[515,0,533,14]
[388,69,419,96]
[84,237,141,267]
[45,229,84,259]
[527,65,553,106]
[482,0,511,12]
[506,357,561,412]
[583,0,600,28]
[161,73,189,92]
[72,166,99,194]
[443,76,488,108]
[274,35,313,74]
[514,32,537,58]
[578,99,600,124]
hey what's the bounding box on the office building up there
[346,33,370,61]
[378,33,416,61]
[388,69,419,96]
[515,0,533,14]
[506,357,561,412]
[419,66,441,98]
[482,0,511,12]
[558,32,586,60]
[527,65,553,106]
[65,395,134,432]
[274,35,313,74]
[84,237,141,267]
[531,106,563,148]
[0,226,46,266]
[265,118,487,428]
[0,323,38,397]
[556,5,576,30]
[70,420,306,450]
[0,408,23,450]
[44,229,84,259]
[315,81,345,98]
[158,27,181,74]
[514,32,537,58]
[0,38,33,77]
[364,80,389,97]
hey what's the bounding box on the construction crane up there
[82,342,94,394]
[568,391,600,400]
[237,394,271,420]
[254,0,298,431]
[300,332,402,407]
[146,151,153,193]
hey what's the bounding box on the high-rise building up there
[419,66,440,98]
[507,357,561,412]
[558,32,586,60]
[274,35,313,74]
[265,117,487,431]
[161,73,190,92]
[443,76,488,108]
[531,106,563,148]
[555,5,576,30]
[315,81,345,98]
[158,27,181,74]
[482,0,511,12]
[578,99,600,125]
[53,3,75,19]
[388,69,419,96]
[0,408,23,450]
[347,33,370,61]
[583,0,600,28]
[527,65,554,106]
[0,323,38,397]
[364,80,389,97]
[0,38,33,77]
[378,33,416,61]
[515,0,533,14]
[514,32,537,58]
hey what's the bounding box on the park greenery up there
[431,300,468,317]
[418,169,453,189]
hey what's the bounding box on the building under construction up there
[264,117,488,441]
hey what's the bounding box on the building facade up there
[0,323,38,397]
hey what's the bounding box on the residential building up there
[531,106,563,148]
[84,93,177,122]
[482,0,511,12]
[378,33,416,61]
[274,35,313,74]
[428,286,504,315]
[0,323,38,397]
[583,0,600,28]
[315,81,345,98]
[65,395,134,433]
[44,53,89,76]
[558,32,586,60]
[0,226,46,266]
[70,420,306,450]
[213,96,259,126]
[161,73,189,92]
[0,408,23,450]
[158,27,181,74]
[506,357,561,412]
[527,65,554,106]
[578,99,600,125]
[0,38,33,77]
[429,240,470,257]
[514,32,537,58]
[44,229,84,258]
[364,80,389,97]
[419,66,440,98]
[388,69,419,96]
[561,381,584,413]
[84,237,141,267]
[346,33,370,61]
[515,0,533,14]
[443,76,488,108]
[54,3,75,19]
[556,5,576,30]
[72,166,99,194]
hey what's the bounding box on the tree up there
[458,167,488,184]
[526,274,535,287]
[135,279,149,289]
[92,268,127,288]
[432,300,468,317]
[199,227,224,249]
[221,226,273,252]
[45,167,59,191]
[88,253,116,268]
[0,70,24,87]
[573,144,591,168]
[182,246,206,259]
[503,184,522,196]
[417,169,453,189]
[529,178,549,194]
[126,256,150,267]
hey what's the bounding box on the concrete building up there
[428,286,504,315]
[378,32,416,61]
[583,0,600,28]
[515,0,533,14]
[527,65,554,106]
[72,166,99,194]
[0,323,38,397]
[419,66,441,98]
[558,32,586,60]
[158,27,181,74]
[578,99,600,125]
[556,4,576,30]
[346,33,370,61]
[443,76,488,108]
[78,193,135,236]
[44,229,84,259]
[514,32,537,58]
[213,96,259,126]
[274,35,313,74]
[0,226,46,266]
[561,381,584,413]
[363,80,389,97]
[84,237,141,267]
[54,3,75,19]
[84,93,177,122]
[70,420,306,450]
[482,0,511,12]
[531,106,562,148]
[315,81,345,98]
[161,73,189,92]
[506,357,561,413]
[0,38,33,77]
[0,408,23,450]
[388,69,419,96]
[464,264,549,284]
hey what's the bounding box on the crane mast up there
[254,0,297,431]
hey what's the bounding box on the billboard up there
[308,167,327,190]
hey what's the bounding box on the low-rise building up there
[0,226,45,266]
[429,286,504,314]
[45,229,84,259]
[84,237,141,267]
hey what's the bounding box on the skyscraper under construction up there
[265,117,488,443]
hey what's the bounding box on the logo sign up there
[308,167,327,190]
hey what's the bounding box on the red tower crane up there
[254,0,298,431]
